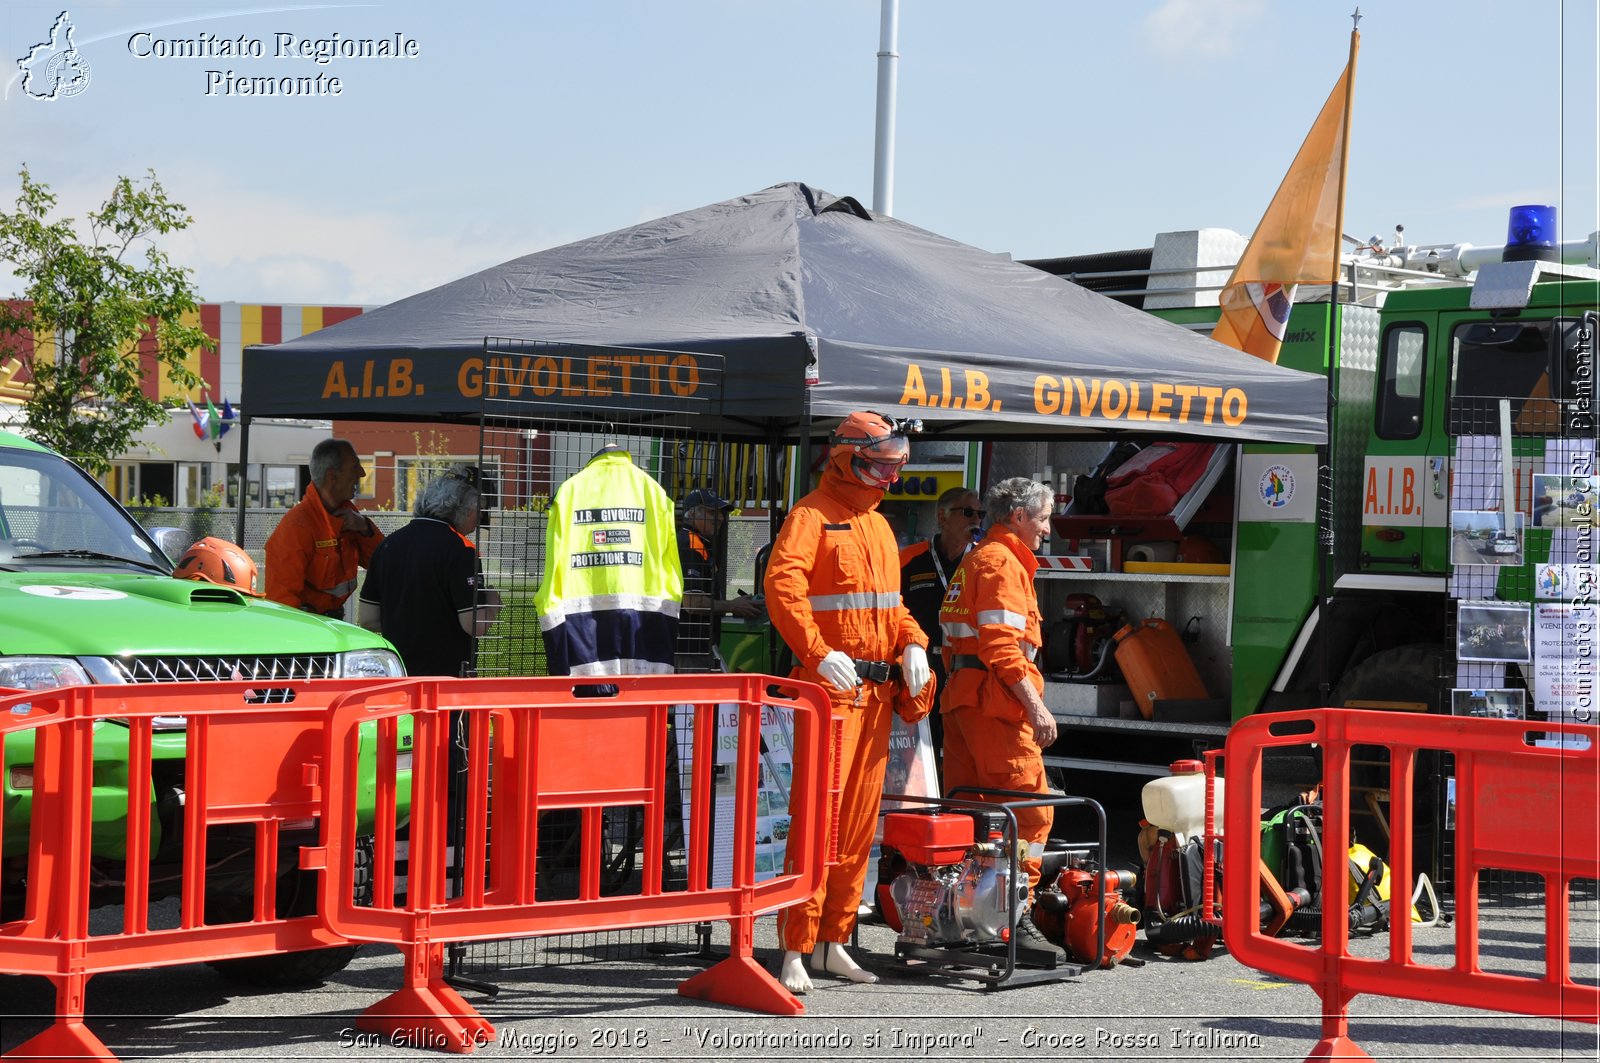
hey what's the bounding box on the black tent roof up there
[244,182,1326,444]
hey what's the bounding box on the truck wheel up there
[1330,644,1451,711]
[1329,644,1452,874]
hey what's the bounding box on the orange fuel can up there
[1113,618,1207,719]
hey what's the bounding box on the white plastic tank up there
[1141,759,1225,842]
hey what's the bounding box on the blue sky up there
[3,0,1596,306]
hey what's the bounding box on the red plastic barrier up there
[311,674,839,1051]
[1224,709,1599,1062]
[0,679,397,1063]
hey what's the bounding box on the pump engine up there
[1043,592,1124,678]
[877,809,1027,949]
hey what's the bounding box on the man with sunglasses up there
[898,486,982,782]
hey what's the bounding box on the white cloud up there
[0,164,583,307]
[173,175,568,305]
[1142,0,1267,58]
[199,253,360,307]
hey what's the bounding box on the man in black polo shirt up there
[359,466,502,677]
[359,466,502,899]
[898,485,982,779]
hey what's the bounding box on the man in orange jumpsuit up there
[265,438,383,618]
[938,476,1065,963]
[764,411,934,994]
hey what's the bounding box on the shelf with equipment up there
[1041,715,1230,777]
[1029,442,1240,768]
[1035,568,1229,584]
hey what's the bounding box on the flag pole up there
[1320,10,1362,709]
[1332,10,1361,294]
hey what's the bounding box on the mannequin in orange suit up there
[763,411,933,993]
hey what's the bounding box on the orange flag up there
[1212,32,1359,363]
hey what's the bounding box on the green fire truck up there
[1022,213,1597,788]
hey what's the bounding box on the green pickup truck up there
[0,429,409,984]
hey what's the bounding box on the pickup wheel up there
[205,837,372,987]
[206,932,358,988]
[1,878,22,924]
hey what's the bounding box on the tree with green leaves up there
[0,166,209,476]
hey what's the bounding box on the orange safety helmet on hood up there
[829,410,916,489]
[174,536,262,596]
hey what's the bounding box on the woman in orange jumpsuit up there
[938,476,1064,961]
[763,411,933,994]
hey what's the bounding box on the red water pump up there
[876,809,1026,949]
[1032,855,1141,967]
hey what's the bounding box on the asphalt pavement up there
[5,896,1596,1062]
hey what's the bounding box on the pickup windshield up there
[0,447,171,571]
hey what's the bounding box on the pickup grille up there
[111,655,340,684]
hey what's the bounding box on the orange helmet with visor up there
[831,410,914,489]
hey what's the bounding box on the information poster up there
[673,705,942,894]
[881,714,939,808]
[673,702,795,887]
[1531,602,1597,730]
[752,704,795,882]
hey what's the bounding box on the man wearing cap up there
[677,488,764,670]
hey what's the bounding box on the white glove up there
[900,644,931,697]
[816,650,861,692]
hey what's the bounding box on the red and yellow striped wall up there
[1,301,367,405]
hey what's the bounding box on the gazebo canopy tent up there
[242,182,1327,446]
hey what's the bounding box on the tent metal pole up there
[234,415,251,544]
[795,382,814,511]
[872,0,900,216]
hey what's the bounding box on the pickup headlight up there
[0,657,93,691]
[339,649,405,679]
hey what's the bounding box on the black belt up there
[852,659,901,683]
[949,654,988,672]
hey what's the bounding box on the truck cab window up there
[1375,323,1426,439]
[1449,319,1564,435]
